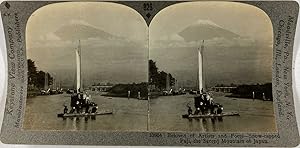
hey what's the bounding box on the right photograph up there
[148,1,276,132]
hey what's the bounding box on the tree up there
[27,59,53,90]
[149,59,177,90]
[158,71,167,90]
[27,59,37,86]
[169,73,175,87]
[149,59,159,85]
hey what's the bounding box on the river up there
[23,92,276,132]
[149,92,276,132]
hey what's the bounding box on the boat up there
[57,110,113,118]
[182,41,239,118]
[40,88,50,95]
[57,40,113,117]
[182,112,239,119]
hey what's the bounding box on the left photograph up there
[24,2,149,131]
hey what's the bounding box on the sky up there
[26,2,148,87]
[26,1,273,89]
[149,1,273,88]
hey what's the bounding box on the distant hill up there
[54,23,116,40]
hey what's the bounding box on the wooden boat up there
[57,110,113,118]
[57,40,114,119]
[182,112,239,119]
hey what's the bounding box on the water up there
[149,92,276,132]
[24,93,148,131]
[23,92,276,132]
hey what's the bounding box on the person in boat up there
[76,94,81,113]
[202,93,209,114]
[80,93,87,113]
[194,95,200,114]
[187,106,193,115]
[85,103,90,113]
[90,102,98,113]
[63,105,68,114]
[194,107,200,115]
[84,93,91,113]
[69,88,86,114]
[72,92,83,114]
[194,94,205,115]
[206,94,215,114]
[70,93,78,113]
[215,103,223,114]
[79,92,89,113]
[79,92,84,112]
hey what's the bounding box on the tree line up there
[228,83,273,100]
[149,59,176,91]
[104,82,148,98]
[27,59,53,90]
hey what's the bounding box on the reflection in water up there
[186,117,223,132]
[211,118,216,132]
[61,116,98,130]
[218,117,223,122]
[72,117,76,131]
[202,118,208,132]
[84,118,88,130]
[188,119,193,131]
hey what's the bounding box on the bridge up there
[211,86,237,93]
[90,85,113,92]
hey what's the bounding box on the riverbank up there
[27,90,40,97]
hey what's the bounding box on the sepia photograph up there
[24,2,149,131]
[24,1,276,132]
[149,2,276,132]
[1,0,299,146]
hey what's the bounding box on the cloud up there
[69,20,94,28]
[151,35,258,49]
[43,32,60,41]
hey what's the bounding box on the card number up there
[143,3,153,11]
